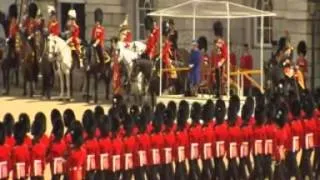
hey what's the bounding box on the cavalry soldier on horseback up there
[7,4,18,60]
[91,8,105,63]
[47,5,60,37]
[119,15,132,48]
[145,20,160,60]
[23,3,38,48]
[66,9,81,68]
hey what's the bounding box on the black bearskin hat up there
[290,99,301,118]
[100,115,111,137]
[33,112,46,137]
[31,114,44,139]
[229,95,241,113]
[139,104,151,133]
[153,106,164,133]
[177,100,189,129]
[164,109,174,128]
[162,20,170,36]
[71,121,83,148]
[19,113,31,134]
[202,103,212,124]
[167,101,177,121]
[14,121,25,145]
[94,105,104,122]
[144,9,154,31]
[227,103,238,126]
[254,106,265,126]
[255,93,265,108]
[191,102,201,124]
[302,95,315,119]
[241,104,251,123]
[112,94,123,108]
[213,21,223,37]
[9,4,18,19]
[278,37,288,52]
[297,40,307,56]
[265,102,276,123]
[3,113,14,137]
[215,99,226,124]
[0,123,5,145]
[52,118,64,141]
[108,107,120,133]
[63,109,76,129]
[244,96,254,116]
[130,105,140,117]
[82,109,95,138]
[275,104,288,128]
[198,36,208,52]
[124,114,134,136]
[94,8,103,24]
[51,109,61,127]
[28,3,38,18]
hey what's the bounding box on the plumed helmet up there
[197,36,208,52]
[82,109,95,138]
[68,9,77,19]
[9,4,18,19]
[144,10,154,31]
[177,100,189,129]
[63,109,76,129]
[71,121,83,148]
[52,118,64,141]
[215,99,226,124]
[94,8,103,24]
[254,105,265,125]
[0,123,5,145]
[28,3,38,18]
[48,5,56,15]
[3,113,14,137]
[213,21,223,37]
[290,99,301,118]
[162,20,170,36]
[297,40,307,56]
[14,121,25,145]
[100,115,111,137]
[19,113,31,134]
[275,104,288,128]
[191,102,201,124]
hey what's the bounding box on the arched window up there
[254,0,273,47]
[136,0,153,40]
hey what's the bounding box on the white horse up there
[47,35,72,100]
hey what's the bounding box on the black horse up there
[83,44,112,103]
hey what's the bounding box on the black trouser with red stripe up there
[239,156,252,180]
[201,159,214,180]
[175,161,188,180]
[300,148,314,180]
[214,157,226,180]
[286,151,302,180]
[188,159,201,180]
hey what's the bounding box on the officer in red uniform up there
[145,21,160,60]
[7,4,18,61]
[213,21,228,97]
[30,114,48,180]
[201,102,215,179]
[47,6,60,36]
[66,9,81,67]
[175,100,189,180]
[0,123,11,180]
[82,110,100,180]
[119,15,132,48]
[188,102,202,179]
[122,114,136,180]
[91,8,105,63]
[213,99,228,179]
[66,121,87,180]
[296,41,308,86]
[48,118,67,180]
[240,44,253,94]
[12,121,30,180]
[23,3,38,46]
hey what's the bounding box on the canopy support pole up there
[260,16,264,92]
[159,15,163,96]
[227,2,230,98]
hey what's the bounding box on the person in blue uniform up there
[189,40,201,96]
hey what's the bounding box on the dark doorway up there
[60,3,85,41]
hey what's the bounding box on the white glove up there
[5,38,9,43]
[189,64,194,68]
[218,61,223,67]
[28,35,32,40]
[93,43,97,48]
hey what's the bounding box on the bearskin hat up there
[144,10,154,31]
[0,123,5,145]
[63,109,76,128]
[94,105,104,122]
[290,99,301,118]
[100,115,111,137]
[33,112,46,137]
[275,104,288,128]
[28,3,38,18]
[94,8,103,24]
[255,93,265,108]
[153,106,164,133]
[71,121,83,148]
[31,115,44,140]
[108,107,120,133]
[14,121,25,145]
[162,20,170,36]
[51,109,61,127]
[9,4,18,19]
[297,40,307,56]
[177,100,189,129]
[302,95,315,119]
[265,102,276,123]
[244,96,254,115]
[164,109,174,128]
[124,114,134,136]
[314,87,320,109]
[198,36,208,52]
[241,104,251,123]
[139,105,151,133]
[82,109,95,138]
[215,99,226,124]
[203,99,215,122]
[190,102,201,124]
[227,103,238,126]
[213,21,223,37]
[254,105,265,126]
[141,103,153,123]
[19,113,31,134]
[52,118,64,141]
[3,113,14,137]
[229,94,241,113]
[167,101,177,121]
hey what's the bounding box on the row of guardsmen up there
[0,92,319,180]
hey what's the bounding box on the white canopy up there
[148,0,276,97]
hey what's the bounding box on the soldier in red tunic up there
[48,118,67,180]
[240,44,253,94]
[47,6,60,36]
[66,9,81,67]
[201,102,215,179]
[296,41,308,87]
[12,121,30,180]
[3,113,15,149]
[0,123,11,180]
[145,21,160,60]
[122,114,136,180]
[174,100,189,180]
[66,121,87,180]
[111,37,122,95]
[91,8,105,63]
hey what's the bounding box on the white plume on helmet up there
[68,9,76,19]
[120,14,128,28]
[48,5,55,14]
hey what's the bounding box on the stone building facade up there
[1,0,320,88]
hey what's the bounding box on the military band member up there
[47,6,60,36]
[91,8,105,63]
